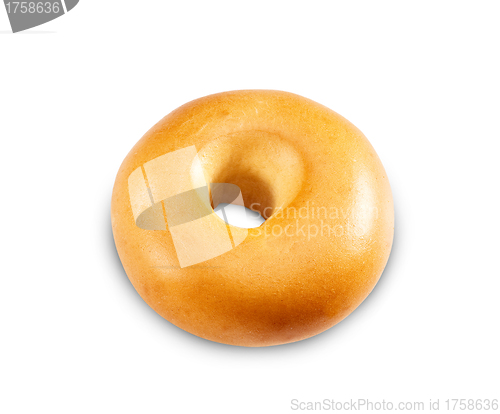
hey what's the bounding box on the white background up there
[1,1,499,413]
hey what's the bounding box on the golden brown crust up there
[111,90,394,346]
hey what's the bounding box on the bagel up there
[111,90,394,347]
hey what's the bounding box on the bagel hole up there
[210,172,277,220]
[209,181,269,228]
[214,203,265,229]
[197,130,304,225]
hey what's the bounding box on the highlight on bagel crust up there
[111,90,394,347]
